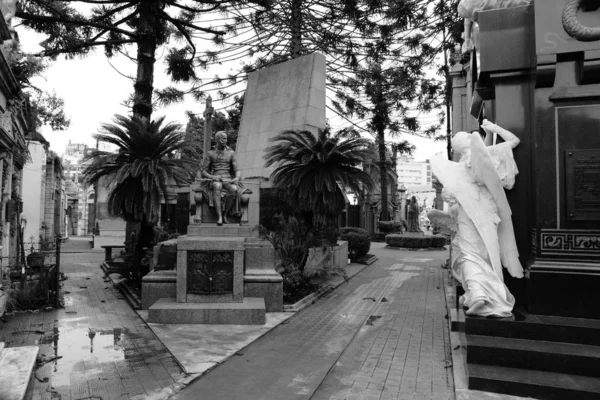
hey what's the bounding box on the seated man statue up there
[196,131,251,225]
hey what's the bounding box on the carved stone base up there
[147,297,266,325]
[187,223,253,237]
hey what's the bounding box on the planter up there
[305,241,349,273]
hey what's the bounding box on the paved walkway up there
[173,243,454,400]
[0,250,185,400]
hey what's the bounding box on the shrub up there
[378,221,404,233]
[385,233,446,248]
[370,233,387,243]
[340,226,369,236]
[340,230,371,260]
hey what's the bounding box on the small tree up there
[264,127,374,242]
[83,115,197,285]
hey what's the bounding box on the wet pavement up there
[172,243,454,400]
[0,249,185,400]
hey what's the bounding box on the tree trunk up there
[441,2,453,160]
[290,0,302,58]
[133,0,159,120]
[378,128,389,221]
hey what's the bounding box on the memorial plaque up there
[187,251,234,295]
[565,149,600,220]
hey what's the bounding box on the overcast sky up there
[19,26,446,162]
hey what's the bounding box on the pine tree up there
[156,0,440,111]
[17,0,270,119]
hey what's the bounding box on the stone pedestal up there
[243,239,283,312]
[148,297,266,325]
[144,224,283,324]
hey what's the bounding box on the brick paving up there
[0,248,185,400]
[173,244,454,400]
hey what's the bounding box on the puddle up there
[35,325,129,388]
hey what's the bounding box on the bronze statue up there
[198,131,251,225]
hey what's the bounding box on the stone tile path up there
[0,251,185,400]
[173,244,454,400]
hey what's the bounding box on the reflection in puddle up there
[35,324,127,388]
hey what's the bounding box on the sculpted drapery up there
[428,120,523,317]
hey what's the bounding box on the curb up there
[100,262,141,310]
[283,262,371,312]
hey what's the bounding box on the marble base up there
[148,297,266,325]
[0,344,39,400]
[141,270,176,310]
[244,269,283,312]
[187,224,253,237]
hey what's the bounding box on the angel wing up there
[427,209,457,236]
[470,133,523,278]
[430,153,504,280]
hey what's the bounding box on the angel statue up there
[427,119,523,318]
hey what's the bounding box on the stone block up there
[244,240,276,270]
[244,271,283,312]
[305,105,326,129]
[186,225,252,237]
[0,345,39,400]
[147,297,266,325]
[177,237,245,251]
[141,270,176,309]
[236,53,326,179]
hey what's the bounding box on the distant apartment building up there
[396,156,432,187]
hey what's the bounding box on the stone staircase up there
[465,310,600,399]
[0,342,39,400]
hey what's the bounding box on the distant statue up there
[428,119,523,318]
[407,196,420,232]
[197,131,251,225]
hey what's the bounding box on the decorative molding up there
[539,229,600,260]
[0,111,12,138]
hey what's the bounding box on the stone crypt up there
[449,1,600,398]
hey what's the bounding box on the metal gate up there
[187,251,234,295]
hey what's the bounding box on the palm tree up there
[264,127,374,239]
[83,115,197,283]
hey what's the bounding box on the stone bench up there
[101,245,126,261]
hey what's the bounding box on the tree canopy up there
[17,0,271,119]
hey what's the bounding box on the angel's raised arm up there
[427,209,457,235]
[481,119,520,149]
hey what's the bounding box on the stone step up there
[467,334,600,378]
[148,297,266,325]
[466,309,600,346]
[468,364,600,400]
[0,345,39,400]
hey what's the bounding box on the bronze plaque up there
[565,149,600,220]
[187,251,234,295]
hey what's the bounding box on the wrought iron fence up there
[0,235,62,309]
